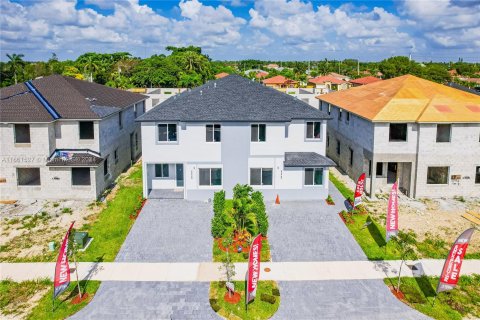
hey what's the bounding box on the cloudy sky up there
[1,0,479,62]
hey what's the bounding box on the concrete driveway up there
[268,182,428,319]
[72,200,218,320]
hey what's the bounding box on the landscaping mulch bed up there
[71,293,89,305]
[224,291,241,304]
[339,211,355,224]
[217,237,250,253]
[326,199,335,205]
[388,286,406,301]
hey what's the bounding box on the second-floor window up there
[158,124,177,142]
[251,124,266,142]
[389,123,407,141]
[118,111,123,129]
[436,124,451,143]
[79,121,94,140]
[206,124,221,142]
[250,168,273,186]
[14,124,30,143]
[306,121,321,139]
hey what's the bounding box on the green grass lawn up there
[384,275,480,320]
[209,281,280,320]
[0,278,51,318]
[329,173,480,260]
[77,164,143,262]
[27,280,100,320]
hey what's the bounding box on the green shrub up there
[211,214,226,238]
[252,191,269,236]
[260,293,276,304]
[213,190,225,217]
[272,288,280,296]
[62,207,72,214]
[243,252,249,259]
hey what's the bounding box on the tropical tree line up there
[1,48,479,89]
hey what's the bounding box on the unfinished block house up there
[0,75,147,200]
[318,74,480,198]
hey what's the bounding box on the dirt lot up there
[0,164,136,262]
[331,168,480,254]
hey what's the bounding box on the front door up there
[176,164,184,187]
[387,162,397,184]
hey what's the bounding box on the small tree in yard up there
[219,233,236,297]
[211,191,226,238]
[391,231,417,292]
[68,229,83,300]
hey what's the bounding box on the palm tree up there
[83,56,99,82]
[6,53,25,84]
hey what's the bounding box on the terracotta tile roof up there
[0,74,146,122]
[215,72,229,79]
[262,75,297,85]
[349,76,382,85]
[255,71,269,79]
[309,76,346,85]
[317,74,480,123]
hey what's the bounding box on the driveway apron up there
[71,200,218,320]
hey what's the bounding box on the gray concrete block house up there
[318,75,480,198]
[137,75,335,201]
[0,75,147,200]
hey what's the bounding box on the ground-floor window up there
[427,166,449,184]
[17,168,41,186]
[475,166,480,184]
[305,168,323,186]
[250,168,273,186]
[376,162,384,177]
[155,164,169,178]
[199,168,222,186]
[72,167,91,186]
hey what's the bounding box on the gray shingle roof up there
[284,152,336,167]
[46,150,103,167]
[137,75,331,122]
[0,75,147,122]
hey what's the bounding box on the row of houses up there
[1,73,479,201]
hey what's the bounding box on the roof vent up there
[214,82,217,88]
[200,90,203,96]
[85,97,97,102]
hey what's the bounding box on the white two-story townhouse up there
[0,74,146,200]
[318,74,480,199]
[137,75,335,201]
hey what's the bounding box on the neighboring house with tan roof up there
[215,72,229,79]
[262,75,299,89]
[308,76,351,93]
[349,76,382,87]
[317,74,480,198]
[0,74,147,200]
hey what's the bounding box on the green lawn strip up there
[329,173,480,260]
[27,280,100,320]
[210,281,280,320]
[384,275,480,320]
[0,278,51,317]
[329,173,354,200]
[344,213,403,260]
[77,171,142,262]
[213,238,271,263]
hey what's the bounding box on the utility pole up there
[357,59,360,76]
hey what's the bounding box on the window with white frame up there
[250,168,273,186]
[305,168,323,185]
[251,124,266,142]
[206,124,221,142]
[155,164,169,178]
[199,168,222,186]
[306,122,321,139]
[158,124,177,142]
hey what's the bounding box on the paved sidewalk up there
[2,259,479,282]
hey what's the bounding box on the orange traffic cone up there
[275,194,280,205]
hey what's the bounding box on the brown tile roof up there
[0,74,146,122]
[349,76,382,85]
[317,74,480,123]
